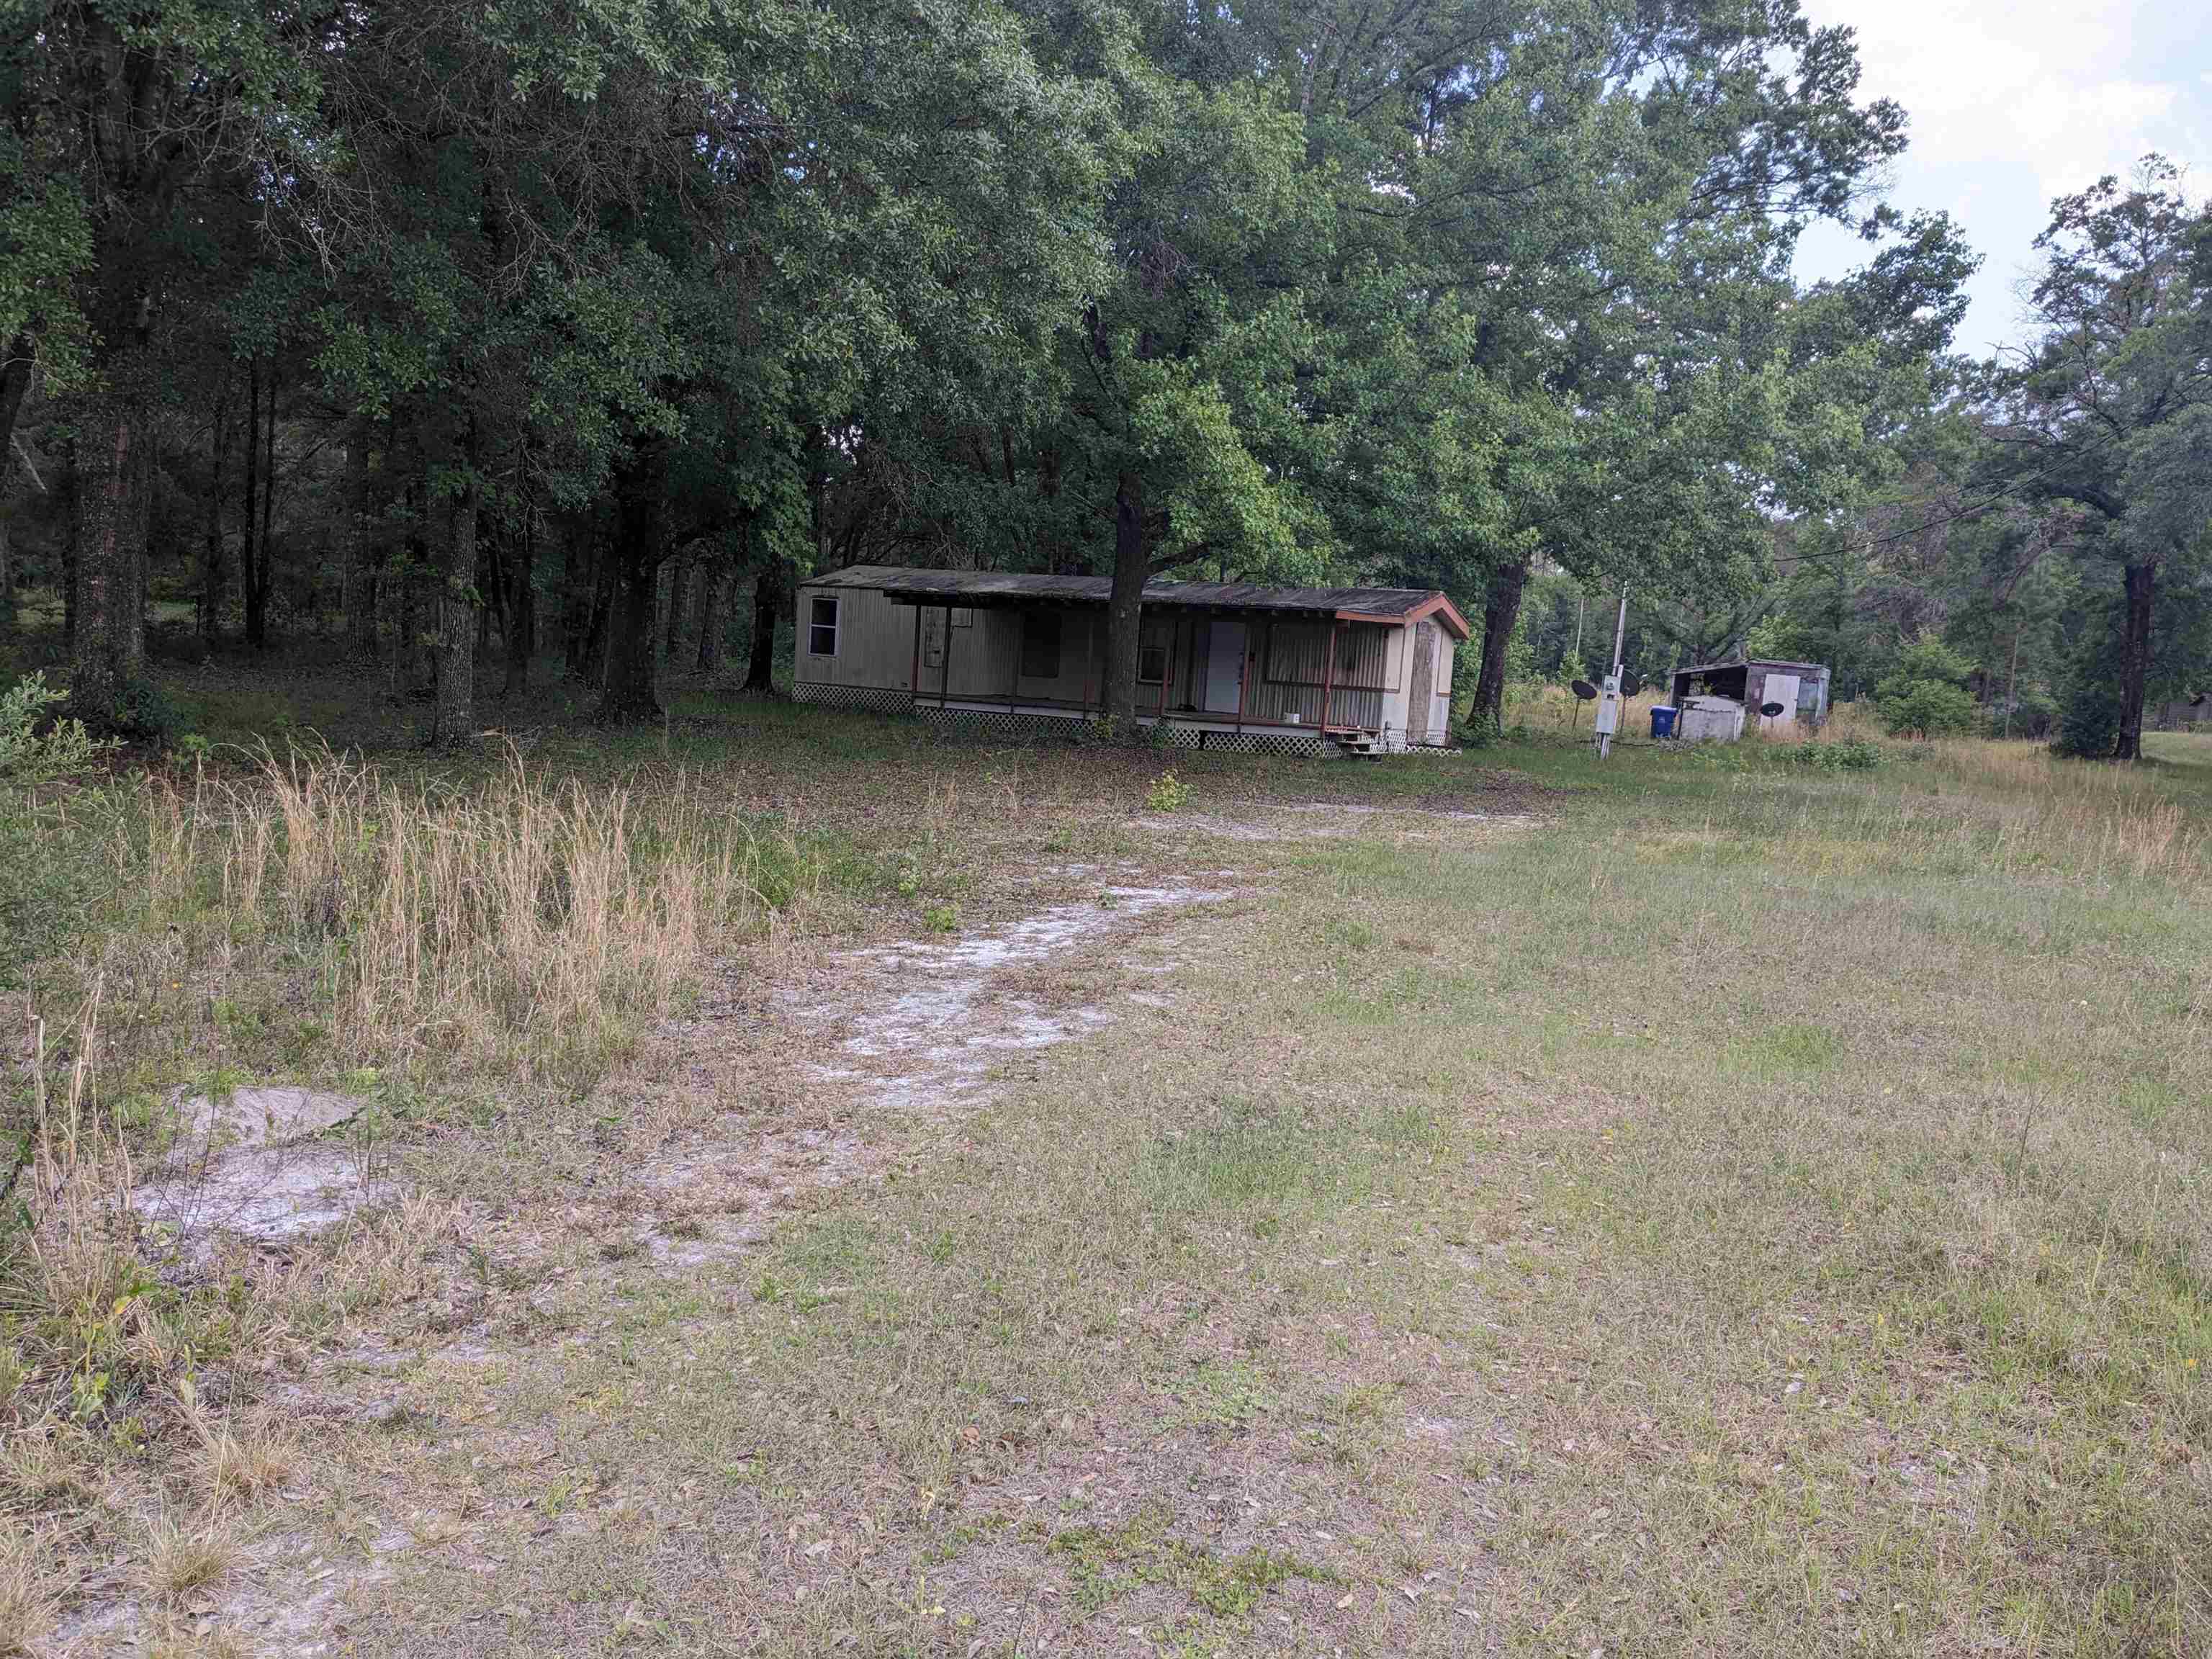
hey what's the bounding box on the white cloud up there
[1796,0,2210,351]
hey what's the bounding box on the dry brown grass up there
[0,1519,56,1656]
[189,1422,297,1504]
[122,746,801,1084]
[1915,736,2211,885]
[140,1505,241,1603]
[9,703,2211,1655]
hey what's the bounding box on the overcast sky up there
[1791,0,2212,358]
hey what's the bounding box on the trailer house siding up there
[793,567,1470,755]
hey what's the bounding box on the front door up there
[1406,621,1437,745]
[1204,619,1246,714]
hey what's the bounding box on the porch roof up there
[806,565,1470,640]
[1673,658,1830,680]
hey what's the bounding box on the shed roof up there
[804,565,1470,639]
[1673,657,1830,678]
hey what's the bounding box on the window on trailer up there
[1138,642,1166,685]
[1021,611,1062,678]
[808,595,840,657]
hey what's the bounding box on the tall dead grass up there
[120,747,812,1082]
[1920,738,2211,886]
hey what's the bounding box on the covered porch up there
[897,597,1401,742]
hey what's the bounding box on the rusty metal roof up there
[804,565,1470,639]
[1673,658,1830,678]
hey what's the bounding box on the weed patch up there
[1048,1506,1341,1619]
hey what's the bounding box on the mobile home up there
[793,566,1471,755]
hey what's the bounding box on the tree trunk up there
[254,365,276,635]
[695,554,726,672]
[743,562,780,692]
[240,360,265,647]
[59,434,78,647]
[662,550,690,665]
[1102,468,1146,724]
[0,337,30,639]
[2116,561,2155,761]
[199,367,232,641]
[347,432,379,660]
[599,552,661,720]
[582,534,618,687]
[68,394,147,714]
[0,332,32,467]
[0,338,25,636]
[504,512,534,698]
[1470,552,1530,732]
[1037,443,1063,575]
[560,529,595,680]
[430,460,480,747]
[396,457,429,695]
[597,454,665,722]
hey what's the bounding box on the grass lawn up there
[4,667,2209,1657]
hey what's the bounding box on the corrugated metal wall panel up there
[1015,606,1100,703]
[797,584,915,691]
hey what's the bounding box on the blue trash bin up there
[1650,705,1678,740]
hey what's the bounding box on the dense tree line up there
[1744,161,2212,757]
[1,0,2022,742]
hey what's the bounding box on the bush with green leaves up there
[1,673,110,784]
[1877,634,1981,739]
[1,675,117,981]
[2050,610,2128,758]
[1783,737,1884,771]
[1878,679,1981,739]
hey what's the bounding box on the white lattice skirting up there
[914,706,1327,754]
[795,684,1333,754]
[791,682,916,713]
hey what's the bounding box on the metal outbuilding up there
[793,565,1471,755]
[1665,658,1831,739]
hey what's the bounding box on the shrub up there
[1145,770,1190,813]
[0,674,110,784]
[1887,633,1976,688]
[1878,678,1980,739]
[1876,633,1979,739]
[2051,617,2127,757]
[1,676,115,978]
[1784,737,1884,771]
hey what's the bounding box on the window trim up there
[1137,642,1168,685]
[806,594,840,658]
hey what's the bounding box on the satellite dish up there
[1570,679,1599,701]
[1619,672,1642,698]
[1760,701,1786,718]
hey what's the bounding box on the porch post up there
[1009,607,1020,712]
[941,603,955,707]
[1235,613,1250,732]
[909,603,922,705]
[1320,616,1338,734]
[1084,611,1097,714]
[1157,615,1171,720]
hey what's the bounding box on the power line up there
[1779,427,2121,570]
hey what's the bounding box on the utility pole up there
[1571,591,1585,672]
[1596,585,1629,760]
[2004,618,2023,740]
